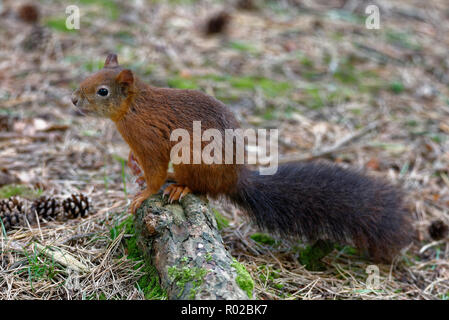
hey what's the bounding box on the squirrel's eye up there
[97,88,109,96]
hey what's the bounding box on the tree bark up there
[134,190,252,300]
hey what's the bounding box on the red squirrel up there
[72,54,413,262]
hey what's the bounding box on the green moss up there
[389,81,405,94]
[45,18,78,33]
[298,240,334,271]
[137,264,167,299]
[212,208,229,230]
[79,0,120,20]
[82,59,105,72]
[228,76,291,97]
[166,73,292,98]
[227,41,259,54]
[231,259,254,299]
[229,76,255,90]
[250,233,276,246]
[0,184,42,199]
[167,265,208,299]
[167,76,199,90]
[110,215,166,299]
[258,78,291,97]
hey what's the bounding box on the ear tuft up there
[104,53,119,68]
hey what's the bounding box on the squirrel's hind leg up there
[129,162,168,214]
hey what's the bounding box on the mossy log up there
[134,190,252,300]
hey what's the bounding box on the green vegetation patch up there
[79,0,120,20]
[167,74,292,98]
[250,233,277,246]
[45,17,77,33]
[298,240,335,271]
[227,41,260,54]
[167,265,208,299]
[231,259,254,299]
[167,76,199,90]
[82,59,106,72]
[229,76,291,97]
[0,184,42,199]
[13,246,62,291]
[212,208,229,230]
[389,81,405,94]
[111,216,166,299]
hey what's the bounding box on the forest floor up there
[0,0,448,299]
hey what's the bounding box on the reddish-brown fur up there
[72,54,242,211]
[116,80,242,195]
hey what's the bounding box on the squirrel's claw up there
[179,187,191,201]
[129,189,153,214]
[163,184,191,203]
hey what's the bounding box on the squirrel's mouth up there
[75,107,91,116]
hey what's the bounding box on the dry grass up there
[0,0,448,299]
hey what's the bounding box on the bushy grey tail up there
[228,162,414,262]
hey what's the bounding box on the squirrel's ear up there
[104,53,119,68]
[116,69,134,95]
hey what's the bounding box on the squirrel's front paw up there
[163,184,191,203]
[129,189,153,214]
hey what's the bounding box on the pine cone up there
[0,197,28,231]
[31,196,62,221]
[62,194,90,219]
[17,3,40,24]
[203,11,231,35]
[428,220,449,240]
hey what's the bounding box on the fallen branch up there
[134,191,253,300]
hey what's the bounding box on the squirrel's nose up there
[71,94,78,106]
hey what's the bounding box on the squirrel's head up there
[71,54,135,121]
